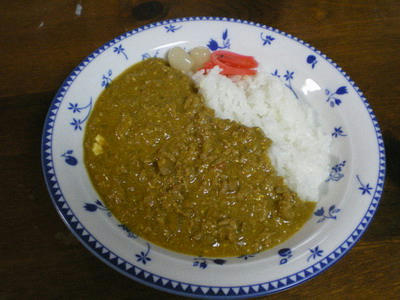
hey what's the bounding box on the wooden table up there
[2,0,399,298]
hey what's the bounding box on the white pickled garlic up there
[167,47,193,73]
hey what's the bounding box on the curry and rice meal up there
[84,47,331,257]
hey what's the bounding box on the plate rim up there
[41,16,386,298]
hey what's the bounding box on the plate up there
[41,17,385,298]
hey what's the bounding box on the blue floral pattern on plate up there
[135,243,151,265]
[326,161,346,182]
[207,29,230,50]
[306,55,318,68]
[164,24,182,32]
[324,86,348,107]
[83,199,111,217]
[61,150,78,166]
[278,248,293,265]
[271,69,298,99]
[141,50,160,60]
[101,69,112,88]
[314,205,341,223]
[193,257,227,269]
[307,246,323,262]
[332,126,347,138]
[356,175,373,195]
[113,44,128,60]
[260,32,275,45]
[68,97,92,131]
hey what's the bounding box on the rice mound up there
[192,67,331,202]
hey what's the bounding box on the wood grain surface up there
[1,0,399,299]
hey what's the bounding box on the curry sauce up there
[84,58,315,257]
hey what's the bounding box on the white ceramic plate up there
[41,17,385,298]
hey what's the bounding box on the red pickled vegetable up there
[202,60,216,70]
[212,50,258,69]
[220,67,257,76]
[209,52,256,75]
[200,50,258,76]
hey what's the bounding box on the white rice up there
[192,67,331,202]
